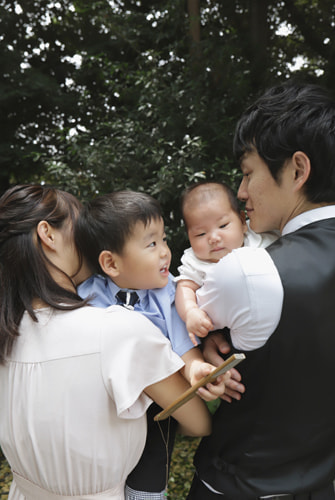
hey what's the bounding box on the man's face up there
[237,150,294,234]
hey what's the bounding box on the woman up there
[0,184,211,500]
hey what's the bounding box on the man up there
[187,81,335,499]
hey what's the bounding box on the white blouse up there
[0,305,184,499]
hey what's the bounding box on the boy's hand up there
[188,359,229,402]
[186,308,214,345]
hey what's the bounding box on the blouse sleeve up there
[100,306,184,419]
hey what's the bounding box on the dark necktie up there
[116,290,139,309]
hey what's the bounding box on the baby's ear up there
[99,250,120,278]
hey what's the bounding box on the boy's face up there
[113,217,171,290]
[186,194,247,263]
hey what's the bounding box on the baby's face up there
[186,196,247,263]
[114,217,171,290]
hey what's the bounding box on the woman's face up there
[49,222,83,289]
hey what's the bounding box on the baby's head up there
[76,190,171,290]
[181,181,247,263]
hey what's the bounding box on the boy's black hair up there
[75,190,163,275]
[233,80,335,203]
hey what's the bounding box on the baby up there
[175,181,278,345]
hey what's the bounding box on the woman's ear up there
[37,221,55,249]
[99,250,120,278]
[292,151,311,192]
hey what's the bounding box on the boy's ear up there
[99,250,120,278]
[37,221,55,250]
[291,151,311,191]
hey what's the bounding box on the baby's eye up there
[195,232,206,238]
[219,223,228,229]
[148,241,156,248]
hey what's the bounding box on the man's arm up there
[196,247,283,351]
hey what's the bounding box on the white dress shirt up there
[197,206,335,351]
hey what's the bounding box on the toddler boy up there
[75,190,236,500]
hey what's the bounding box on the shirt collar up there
[282,205,335,236]
[105,277,147,301]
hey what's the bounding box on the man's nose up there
[237,177,248,202]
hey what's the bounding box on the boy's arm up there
[175,279,214,343]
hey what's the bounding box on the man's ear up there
[99,250,120,278]
[292,151,311,192]
[37,221,55,250]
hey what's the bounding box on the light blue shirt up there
[77,273,196,357]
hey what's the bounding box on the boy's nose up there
[160,244,169,257]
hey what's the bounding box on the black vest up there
[194,218,335,499]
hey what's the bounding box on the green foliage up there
[2,0,335,266]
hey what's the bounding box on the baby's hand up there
[186,308,214,345]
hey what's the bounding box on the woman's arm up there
[144,370,211,437]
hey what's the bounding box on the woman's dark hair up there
[233,81,335,203]
[75,190,163,275]
[0,184,86,363]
